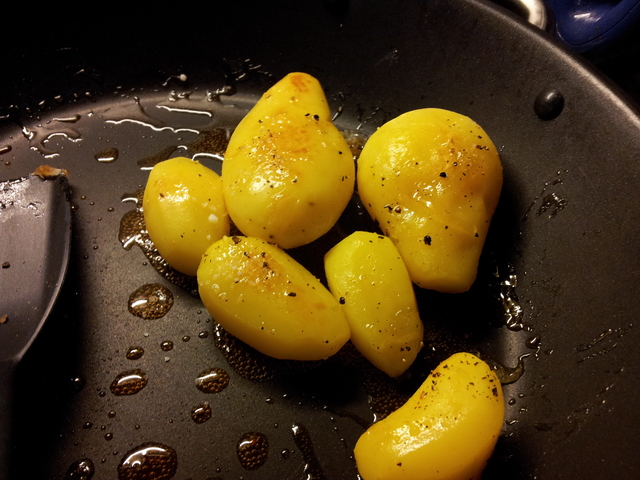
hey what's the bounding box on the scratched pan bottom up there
[2,1,640,479]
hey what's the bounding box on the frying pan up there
[1,1,639,478]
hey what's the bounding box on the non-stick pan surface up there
[2,1,640,479]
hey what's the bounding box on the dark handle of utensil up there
[0,360,15,480]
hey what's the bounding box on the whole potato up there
[354,352,505,480]
[357,108,503,293]
[222,72,355,249]
[143,157,229,276]
[324,231,423,377]
[197,235,350,361]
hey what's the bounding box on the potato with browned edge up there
[222,72,355,249]
[197,235,350,361]
[143,157,229,276]
[324,231,423,377]
[357,108,503,293]
[354,352,505,480]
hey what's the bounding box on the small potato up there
[354,352,505,480]
[143,157,230,276]
[324,231,423,377]
[357,108,503,293]
[197,235,350,361]
[222,72,355,249]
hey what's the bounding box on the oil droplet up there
[126,346,145,360]
[236,432,268,470]
[110,369,148,396]
[292,423,326,480]
[95,147,119,163]
[0,145,12,155]
[500,272,524,331]
[190,402,212,424]
[117,442,177,480]
[487,354,528,385]
[537,192,566,219]
[195,367,230,394]
[128,284,174,320]
[70,375,86,393]
[65,458,95,480]
[160,341,174,351]
[525,335,541,349]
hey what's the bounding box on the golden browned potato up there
[357,108,503,293]
[143,157,229,276]
[222,72,355,249]
[324,231,423,377]
[354,352,505,480]
[197,235,350,361]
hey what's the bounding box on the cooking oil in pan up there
[126,346,145,360]
[65,458,95,480]
[94,147,119,163]
[128,283,174,320]
[119,190,199,297]
[190,402,212,424]
[117,442,177,480]
[195,367,230,393]
[110,369,148,396]
[236,431,269,470]
[292,423,327,480]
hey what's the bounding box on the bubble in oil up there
[137,145,180,170]
[126,346,145,360]
[212,321,320,382]
[128,284,174,320]
[292,423,326,480]
[117,442,177,480]
[94,147,119,163]
[190,402,212,424]
[110,369,148,396]
[65,458,95,480]
[236,432,268,470]
[195,367,230,393]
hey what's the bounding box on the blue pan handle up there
[547,0,640,53]
[498,0,640,53]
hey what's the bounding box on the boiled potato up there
[354,352,504,480]
[197,235,350,360]
[357,108,503,293]
[143,157,229,276]
[324,231,423,377]
[222,72,355,249]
